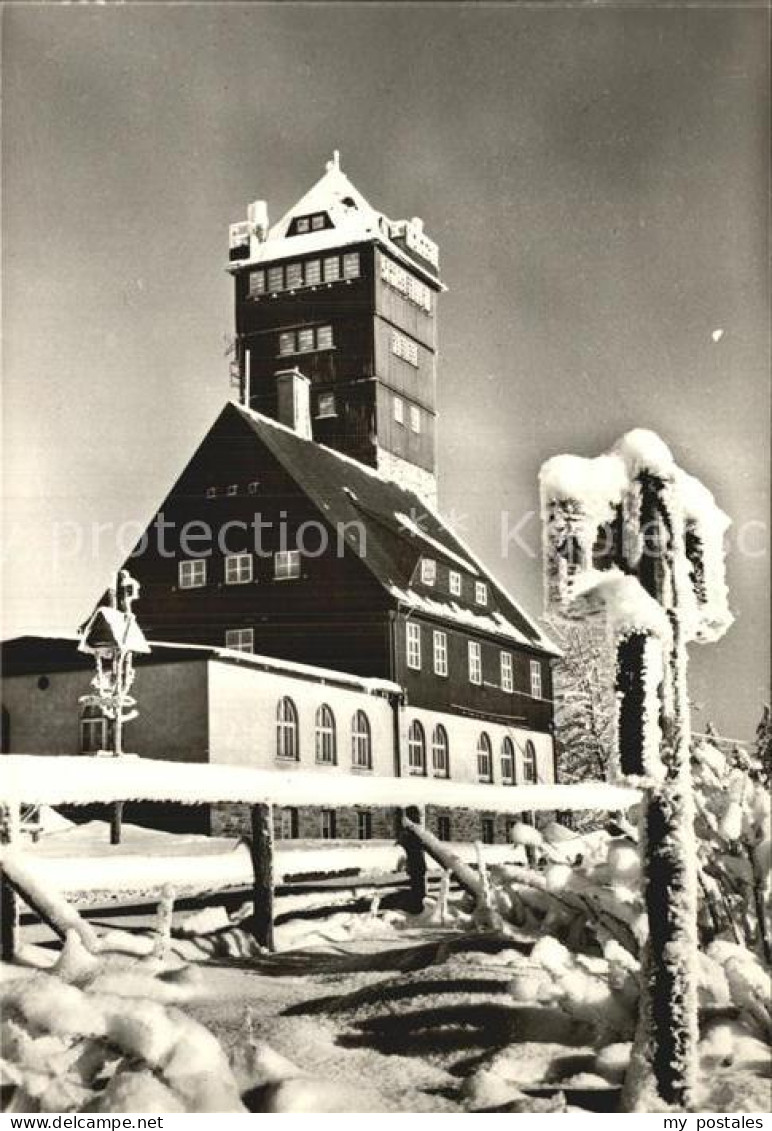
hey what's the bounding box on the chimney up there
[247,200,269,243]
[275,369,312,440]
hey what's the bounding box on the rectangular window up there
[357,811,372,840]
[247,481,260,494]
[530,659,543,699]
[278,807,299,839]
[225,627,254,653]
[305,259,321,286]
[279,331,295,356]
[323,256,340,282]
[420,558,436,586]
[311,214,326,231]
[481,818,495,845]
[296,217,310,234]
[343,252,360,279]
[179,559,206,589]
[391,331,419,367]
[267,265,284,292]
[316,324,334,350]
[321,809,337,839]
[249,270,266,297]
[500,651,513,693]
[274,550,301,580]
[449,570,462,597]
[317,393,336,418]
[227,484,238,496]
[406,621,422,670]
[205,486,217,499]
[285,262,303,289]
[409,406,421,433]
[393,396,404,424]
[433,630,448,677]
[297,327,314,353]
[475,581,488,605]
[81,714,108,754]
[225,553,253,585]
[437,815,451,842]
[468,640,482,685]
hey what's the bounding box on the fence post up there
[110,800,124,845]
[249,803,275,951]
[398,805,427,913]
[0,868,19,962]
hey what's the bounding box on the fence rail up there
[0,754,640,812]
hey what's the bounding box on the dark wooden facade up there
[123,408,554,734]
[233,242,439,476]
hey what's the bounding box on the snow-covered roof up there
[1,754,641,812]
[227,154,445,290]
[233,404,557,655]
[2,635,400,696]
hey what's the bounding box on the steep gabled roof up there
[229,155,445,290]
[230,403,557,655]
[270,160,382,242]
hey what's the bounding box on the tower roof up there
[229,153,445,289]
[270,152,381,241]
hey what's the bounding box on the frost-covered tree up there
[754,704,772,785]
[548,617,614,782]
[540,429,733,1112]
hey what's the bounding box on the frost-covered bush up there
[691,738,771,961]
[0,937,246,1114]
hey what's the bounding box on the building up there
[2,635,553,844]
[228,151,442,507]
[2,156,558,843]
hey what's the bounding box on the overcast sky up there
[3,2,769,740]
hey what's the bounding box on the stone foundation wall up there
[210,802,556,845]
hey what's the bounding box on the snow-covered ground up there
[21,816,527,902]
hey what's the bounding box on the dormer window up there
[420,558,436,586]
[475,581,488,606]
[289,212,330,236]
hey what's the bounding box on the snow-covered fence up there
[1,755,639,812]
[1,753,640,960]
[540,429,733,1112]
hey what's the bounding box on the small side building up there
[2,635,555,845]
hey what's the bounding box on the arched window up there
[351,710,372,769]
[500,737,515,785]
[407,720,426,775]
[80,704,110,754]
[276,697,299,760]
[523,739,538,783]
[477,732,493,782]
[315,704,336,764]
[431,725,450,778]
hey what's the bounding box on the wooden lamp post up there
[78,570,150,845]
